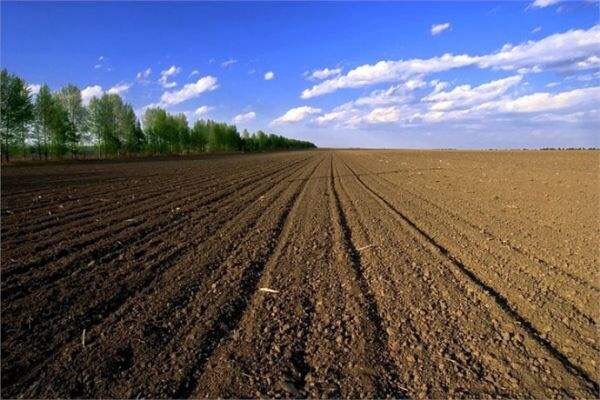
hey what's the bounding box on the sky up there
[2,1,599,149]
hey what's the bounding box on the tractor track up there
[1,149,597,398]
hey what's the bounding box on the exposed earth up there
[1,150,598,398]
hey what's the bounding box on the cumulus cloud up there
[272,106,321,124]
[190,70,200,77]
[316,102,416,128]
[159,65,181,88]
[107,83,131,95]
[233,111,256,124]
[311,61,600,131]
[301,25,600,98]
[573,55,600,70]
[431,23,451,36]
[308,67,342,80]
[27,84,41,96]
[314,102,362,128]
[423,75,523,111]
[264,71,275,80]
[364,106,402,124]
[477,26,600,71]
[478,86,600,113]
[221,59,238,68]
[159,76,218,106]
[354,78,426,106]
[301,55,477,98]
[412,85,600,123]
[194,105,213,116]
[531,0,561,8]
[136,68,152,82]
[81,85,104,105]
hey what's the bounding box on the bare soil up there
[1,150,598,398]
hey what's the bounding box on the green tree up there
[172,113,190,153]
[116,103,139,155]
[47,99,72,158]
[33,84,54,159]
[56,84,86,153]
[88,94,120,155]
[0,69,34,161]
[190,119,209,152]
[128,118,146,154]
[142,107,169,154]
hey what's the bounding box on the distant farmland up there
[1,150,597,398]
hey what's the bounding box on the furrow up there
[341,156,598,393]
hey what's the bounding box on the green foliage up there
[142,107,169,154]
[117,103,140,154]
[1,69,316,161]
[88,93,138,155]
[190,119,209,151]
[0,69,34,161]
[56,84,87,142]
[33,84,54,159]
[47,98,74,157]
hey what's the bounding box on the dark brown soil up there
[1,150,598,398]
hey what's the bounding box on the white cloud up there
[314,103,362,128]
[431,23,451,36]
[27,84,41,96]
[221,59,238,68]
[272,106,321,124]
[531,0,561,8]
[546,81,560,88]
[81,85,104,105]
[364,106,402,124]
[264,71,275,80]
[190,70,200,77]
[423,75,523,111]
[572,70,600,82]
[309,67,342,80]
[430,80,449,94]
[233,111,256,124]
[301,55,477,98]
[107,83,131,95]
[159,76,218,106]
[354,78,426,106]
[161,65,180,77]
[136,68,152,82]
[574,55,600,70]
[301,25,600,98]
[195,105,213,116]
[477,26,600,71]
[532,26,542,33]
[94,56,109,71]
[478,86,600,113]
[159,65,181,88]
[411,85,600,124]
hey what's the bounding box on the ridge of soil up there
[2,150,598,398]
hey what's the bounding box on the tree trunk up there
[3,140,9,163]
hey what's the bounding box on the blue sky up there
[2,1,599,148]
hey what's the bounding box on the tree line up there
[0,69,316,162]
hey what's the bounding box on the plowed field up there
[1,150,598,398]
